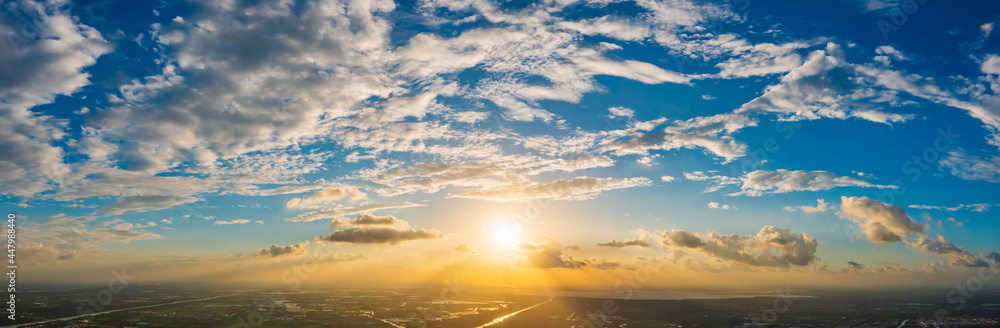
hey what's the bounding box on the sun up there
[494,223,520,248]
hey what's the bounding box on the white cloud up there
[982,54,1000,75]
[453,176,651,202]
[905,234,990,268]
[636,155,660,166]
[908,203,993,212]
[0,0,111,198]
[214,219,251,225]
[784,199,831,213]
[607,106,635,118]
[707,202,733,210]
[286,187,367,209]
[940,150,1000,183]
[286,202,426,223]
[732,169,896,196]
[600,113,753,163]
[658,226,819,267]
[714,42,808,78]
[838,196,923,243]
[556,16,650,41]
[98,195,202,216]
[862,0,898,11]
[448,111,490,123]
[597,238,650,248]
[873,45,909,65]
[88,0,397,175]
[20,214,164,263]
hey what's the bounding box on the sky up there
[3,0,1000,290]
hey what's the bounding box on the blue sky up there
[3,0,1000,287]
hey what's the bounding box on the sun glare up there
[494,223,520,248]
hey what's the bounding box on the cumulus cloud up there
[0,0,111,198]
[840,197,996,267]
[905,235,990,268]
[332,213,404,227]
[87,0,397,175]
[257,242,309,257]
[317,227,444,245]
[984,252,1000,265]
[514,239,616,269]
[453,176,650,202]
[454,243,478,254]
[874,45,909,65]
[784,199,831,213]
[286,187,367,209]
[660,226,818,267]
[607,106,635,118]
[707,202,734,210]
[732,170,896,196]
[661,230,707,248]
[349,214,400,225]
[597,238,650,248]
[214,219,251,225]
[838,196,924,243]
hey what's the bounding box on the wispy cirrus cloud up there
[286,202,426,223]
[689,169,895,196]
[452,176,651,202]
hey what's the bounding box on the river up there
[473,296,553,328]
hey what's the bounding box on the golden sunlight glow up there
[494,223,520,248]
